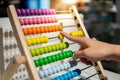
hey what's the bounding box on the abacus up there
[0,5,107,80]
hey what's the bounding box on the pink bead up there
[28,18,33,24]
[51,17,54,23]
[41,17,44,24]
[24,18,29,25]
[37,18,41,24]
[54,16,58,22]
[33,18,37,24]
[48,17,52,23]
[19,18,24,25]
[44,17,48,23]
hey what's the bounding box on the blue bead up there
[74,69,81,75]
[66,73,72,78]
[43,70,49,77]
[78,78,85,80]
[59,76,65,80]
[66,62,71,68]
[55,66,61,72]
[38,71,45,78]
[59,65,64,71]
[47,68,53,76]
[51,67,57,74]
[69,71,75,78]
[62,74,69,79]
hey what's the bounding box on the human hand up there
[60,31,116,62]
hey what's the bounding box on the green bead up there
[35,48,40,56]
[68,50,73,57]
[47,56,52,63]
[39,48,44,54]
[61,52,66,59]
[39,59,44,66]
[64,42,69,48]
[34,60,40,67]
[44,47,49,53]
[42,58,48,65]
[51,55,57,62]
[30,49,36,57]
[55,54,60,60]
[59,53,64,59]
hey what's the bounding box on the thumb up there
[60,31,89,44]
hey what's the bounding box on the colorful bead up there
[34,50,73,67]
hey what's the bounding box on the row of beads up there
[26,34,63,46]
[51,69,81,80]
[26,36,48,46]
[30,42,69,57]
[70,30,84,37]
[38,60,78,78]
[22,25,62,35]
[19,16,57,25]
[17,9,56,16]
[34,50,73,67]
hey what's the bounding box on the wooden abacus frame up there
[0,5,107,80]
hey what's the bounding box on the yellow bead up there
[36,37,41,44]
[31,38,36,45]
[26,39,32,46]
[58,34,63,40]
[43,36,48,43]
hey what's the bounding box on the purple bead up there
[52,9,56,14]
[41,9,46,15]
[49,9,53,14]
[46,9,49,15]
[16,9,21,16]
[30,9,35,15]
[34,9,38,15]
[38,9,42,15]
[26,9,30,16]
[21,9,26,16]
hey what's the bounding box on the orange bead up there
[36,27,41,34]
[22,28,28,35]
[58,25,62,31]
[48,26,53,32]
[51,26,55,32]
[44,26,49,33]
[32,27,37,34]
[40,27,45,33]
[28,28,33,35]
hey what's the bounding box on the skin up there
[60,31,120,62]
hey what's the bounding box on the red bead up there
[44,17,48,23]
[37,18,41,24]
[19,18,24,25]
[24,18,29,25]
[33,18,37,24]
[41,17,44,24]
[28,18,33,25]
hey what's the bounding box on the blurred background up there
[0,0,120,74]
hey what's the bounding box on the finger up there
[72,50,86,60]
[60,31,88,44]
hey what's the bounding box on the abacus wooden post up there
[69,6,108,80]
[7,5,40,80]
[0,55,26,80]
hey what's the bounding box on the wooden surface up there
[7,5,40,80]
[0,55,26,80]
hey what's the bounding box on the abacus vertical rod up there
[7,5,40,80]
